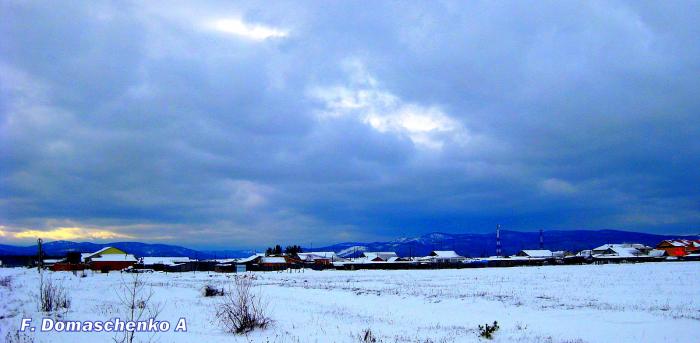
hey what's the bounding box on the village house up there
[259,256,289,271]
[230,253,264,272]
[297,252,343,265]
[591,244,650,257]
[425,251,466,263]
[360,252,398,262]
[226,253,293,272]
[82,247,137,271]
[655,240,700,257]
[213,258,240,273]
[516,250,554,258]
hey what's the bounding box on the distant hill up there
[314,230,700,258]
[1,229,697,259]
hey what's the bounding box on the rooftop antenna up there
[539,229,544,249]
[496,224,502,257]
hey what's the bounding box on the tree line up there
[265,245,303,256]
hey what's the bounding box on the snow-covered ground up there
[1,262,698,342]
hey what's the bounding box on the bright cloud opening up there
[207,18,288,41]
[11,227,134,240]
[540,178,578,195]
[310,63,462,149]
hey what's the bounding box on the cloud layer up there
[1,1,699,248]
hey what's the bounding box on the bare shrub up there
[5,330,35,343]
[478,321,500,340]
[39,276,71,313]
[203,284,224,297]
[0,276,12,288]
[215,276,271,334]
[114,273,162,343]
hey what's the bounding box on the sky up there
[1,1,699,249]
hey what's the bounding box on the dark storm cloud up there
[1,0,698,248]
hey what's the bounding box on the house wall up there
[659,247,686,257]
[89,261,135,271]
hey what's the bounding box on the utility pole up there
[496,225,502,257]
[539,229,544,250]
[37,238,43,273]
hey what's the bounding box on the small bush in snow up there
[478,321,500,340]
[39,277,71,313]
[0,276,12,288]
[203,284,224,297]
[360,328,379,343]
[215,276,271,334]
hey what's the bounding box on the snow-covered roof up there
[361,252,397,261]
[307,251,337,258]
[260,257,286,264]
[518,250,553,258]
[89,247,113,256]
[349,256,386,264]
[90,254,137,262]
[429,251,463,258]
[83,247,131,261]
[610,247,641,257]
[85,246,125,258]
[237,253,265,264]
[660,239,700,248]
[593,243,650,252]
[297,252,339,261]
[140,257,190,266]
[591,246,643,257]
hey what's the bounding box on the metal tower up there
[496,224,502,256]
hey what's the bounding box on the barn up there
[83,247,137,271]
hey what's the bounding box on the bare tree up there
[113,273,163,343]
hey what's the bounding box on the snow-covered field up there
[1,262,699,343]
